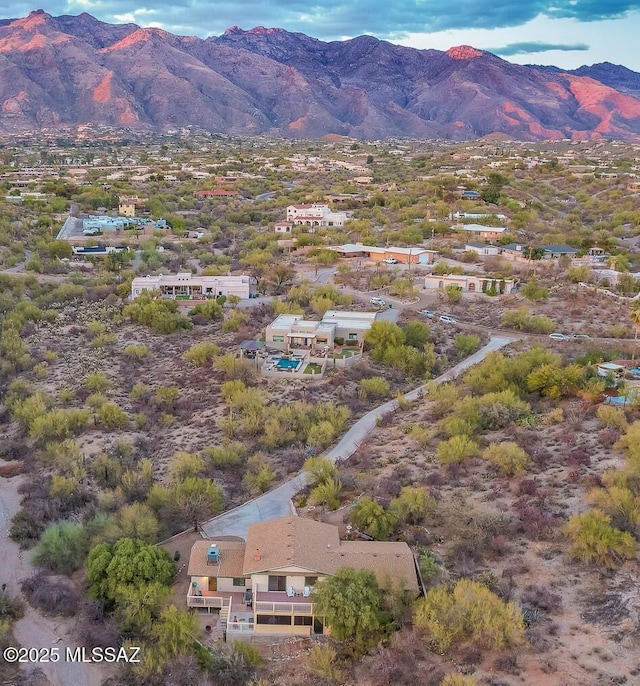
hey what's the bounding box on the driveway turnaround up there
[200,335,514,539]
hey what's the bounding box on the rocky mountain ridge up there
[1,10,639,141]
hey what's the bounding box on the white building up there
[286,204,350,228]
[131,272,251,300]
[265,310,378,352]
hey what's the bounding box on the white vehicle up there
[439,315,457,323]
[420,310,435,319]
[382,257,398,264]
[370,297,386,307]
[549,333,570,341]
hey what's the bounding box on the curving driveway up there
[200,335,515,539]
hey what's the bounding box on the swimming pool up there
[276,358,301,371]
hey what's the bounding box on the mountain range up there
[1,9,640,141]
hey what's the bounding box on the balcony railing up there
[254,601,313,615]
[186,593,229,609]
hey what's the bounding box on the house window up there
[347,333,358,340]
[268,575,286,592]
[272,336,285,343]
[256,615,291,625]
[304,576,318,587]
[232,578,246,587]
[294,616,313,626]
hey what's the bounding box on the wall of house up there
[190,576,210,593]
[217,577,249,593]
[254,623,312,636]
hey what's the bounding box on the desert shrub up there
[483,442,532,477]
[441,676,478,686]
[350,497,397,540]
[307,643,342,682]
[84,372,112,393]
[454,334,481,357]
[513,499,557,540]
[520,585,562,614]
[390,486,433,525]
[202,443,246,469]
[358,376,392,400]
[437,435,480,466]
[310,478,342,510]
[520,280,549,301]
[414,579,525,653]
[183,341,221,366]
[242,455,276,493]
[501,308,555,334]
[29,408,90,444]
[303,455,338,484]
[409,424,434,448]
[22,572,80,616]
[565,509,636,568]
[124,291,193,333]
[97,402,129,430]
[596,405,628,431]
[123,343,149,361]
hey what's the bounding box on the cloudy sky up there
[4,1,640,71]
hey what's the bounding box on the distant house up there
[328,243,438,265]
[453,224,507,241]
[131,272,251,300]
[194,189,239,199]
[286,203,350,229]
[186,516,419,637]
[274,221,293,234]
[464,242,500,257]
[424,273,515,294]
[541,245,579,259]
[118,196,147,217]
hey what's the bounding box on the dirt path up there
[0,460,107,686]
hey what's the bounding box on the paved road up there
[200,335,515,539]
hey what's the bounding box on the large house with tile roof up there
[187,516,419,636]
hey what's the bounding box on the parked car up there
[549,333,571,341]
[439,315,457,324]
[370,297,386,307]
[420,310,435,319]
[573,333,592,340]
[382,257,398,264]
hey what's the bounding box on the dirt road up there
[0,460,107,686]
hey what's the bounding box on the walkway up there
[200,335,515,539]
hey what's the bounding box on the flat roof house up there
[329,244,438,264]
[265,310,378,353]
[187,516,419,637]
[425,273,515,294]
[131,272,251,300]
[453,224,507,242]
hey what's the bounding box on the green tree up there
[364,321,405,359]
[565,509,636,568]
[153,605,201,665]
[403,321,430,349]
[414,579,525,653]
[312,568,388,651]
[390,486,432,525]
[172,477,224,531]
[86,538,175,605]
[33,521,89,575]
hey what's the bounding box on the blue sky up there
[4,1,640,70]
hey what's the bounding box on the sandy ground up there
[0,459,108,686]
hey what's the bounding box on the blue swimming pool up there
[276,358,300,370]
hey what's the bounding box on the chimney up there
[254,548,261,562]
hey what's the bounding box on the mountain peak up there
[446,45,484,60]
[0,11,639,141]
